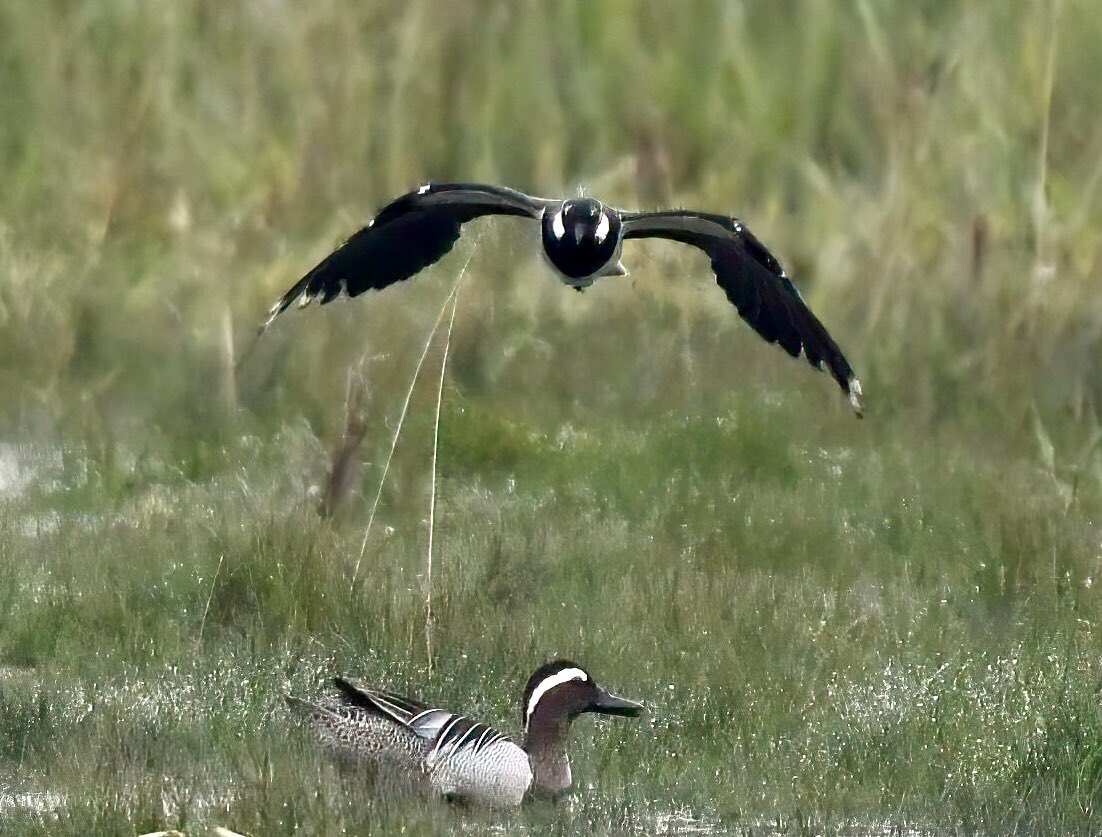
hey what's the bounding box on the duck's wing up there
[332,678,511,754]
[415,712,513,758]
[332,677,431,725]
[285,693,427,771]
[620,209,863,416]
[265,183,555,328]
[321,680,529,805]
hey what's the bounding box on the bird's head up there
[557,198,608,245]
[521,660,643,733]
[542,198,622,280]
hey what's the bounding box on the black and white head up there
[522,660,643,733]
[540,198,625,284]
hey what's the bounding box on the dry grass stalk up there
[220,303,237,419]
[351,235,481,590]
[424,263,465,672]
[318,366,370,518]
[971,213,988,284]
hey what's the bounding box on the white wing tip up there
[848,378,864,417]
[260,300,283,333]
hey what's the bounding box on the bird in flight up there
[265,182,863,415]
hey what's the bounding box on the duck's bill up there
[590,689,644,717]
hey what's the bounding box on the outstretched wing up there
[265,183,553,328]
[620,209,863,416]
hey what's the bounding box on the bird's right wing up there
[265,183,554,328]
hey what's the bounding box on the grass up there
[2,0,1102,833]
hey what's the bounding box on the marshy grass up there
[2,0,1102,833]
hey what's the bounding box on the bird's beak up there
[589,687,644,718]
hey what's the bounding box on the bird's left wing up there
[620,209,863,416]
[264,183,554,328]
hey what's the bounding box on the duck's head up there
[522,660,643,731]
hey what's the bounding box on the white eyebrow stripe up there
[526,668,588,722]
[595,212,610,243]
[552,209,566,240]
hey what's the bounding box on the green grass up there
[3,0,1102,833]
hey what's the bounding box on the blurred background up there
[3,0,1099,438]
[2,1,1102,834]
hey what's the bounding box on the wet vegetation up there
[2,0,1102,833]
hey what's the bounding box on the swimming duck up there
[286,660,643,807]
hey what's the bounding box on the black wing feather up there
[332,677,431,726]
[265,183,550,327]
[431,717,508,756]
[620,209,863,416]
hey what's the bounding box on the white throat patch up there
[551,209,566,241]
[526,668,588,723]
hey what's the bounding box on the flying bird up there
[266,182,863,415]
